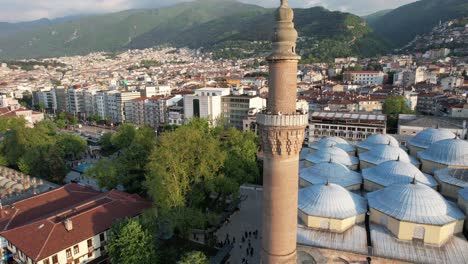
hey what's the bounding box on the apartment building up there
[343,71,385,86]
[222,94,266,129]
[184,88,230,125]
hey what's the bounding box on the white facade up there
[34,89,57,110]
[184,88,230,125]
[344,71,385,86]
[440,76,464,90]
[105,91,140,123]
[67,88,85,114]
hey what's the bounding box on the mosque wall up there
[299,211,365,233]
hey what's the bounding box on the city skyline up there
[0,0,418,22]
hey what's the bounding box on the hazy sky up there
[0,0,419,22]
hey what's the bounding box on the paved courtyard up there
[216,185,263,264]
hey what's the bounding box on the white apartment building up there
[125,97,148,127]
[343,71,385,86]
[33,89,57,110]
[221,94,266,129]
[94,92,107,120]
[440,76,464,90]
[184,88,230,125]
[67,88,85,115]
[105,91,140,124]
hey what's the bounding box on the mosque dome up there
[362,160,437,188]
[305,146,359,167]
[357,134,399,151]
[309,137,356,154]
[359,145,420,167]
[418,139,468,166]
[300,147,310,161]
[300,161,362,188]
[434,168,468,188]
[408,128,456,149]
[368,183,465,225]
[299,183,367,219]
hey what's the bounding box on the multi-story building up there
[393,70,416,87]
[343,71,385,86]
[398,114,467,139]
[308,111,387,143]
[94,91,107,120]
[356,98,383,112]
[83,89,98,118]
[105,91,140,124]
[54,86,68,113]
[167,105,184,126]
[221,94,266,129]
[125,97,148,127]
[33,89,57,110]
[67,88,85,116]
[0,184,151,264]
[440,76,464,90]
[416,93,447,115]
[183,88,230,125]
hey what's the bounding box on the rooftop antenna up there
[396,155,400,162]
[412,175,417,185]
[326,178,330,186]
[388,139,392,145]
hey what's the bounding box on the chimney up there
[64,219,73,231]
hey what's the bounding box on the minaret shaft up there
[259,1,307,263]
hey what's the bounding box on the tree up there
[85,158,120,190]
[177,251,209,264]
[108,218,157,264]
[382,96,413,133]
[56,134,87,160]
[111,123,137,150]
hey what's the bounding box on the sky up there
[0,0,419,22]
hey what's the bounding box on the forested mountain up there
[368,0,468,48]
[0,0,388,61]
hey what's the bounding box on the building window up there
[193,99,200,118]
[43,259,50,264]
[74,259,80,264]
[88,252,93,258]
[73,245,79,254]
[52,255,58,264]
[66,248,72,258]
[87,239,93,248]
[100,233,105,242]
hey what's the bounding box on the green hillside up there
[0,0,389,62]
[368,0,468,48]
[362,9,393,24]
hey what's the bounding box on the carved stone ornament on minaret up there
[258,0,308,263]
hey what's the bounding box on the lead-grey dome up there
[459,188,468,202]
[434,168,468,188]
[300,161,362,188]
[357,134,399,151]
[300,147,310,161]
[418,139,468,166]
[408,128,456,149]
[362,160,437,187]
[305,146,359,167]
[309,137,356,153]
[299,183,367,219]
[368,183,465,225]
[359,145,420,167]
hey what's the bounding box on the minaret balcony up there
[257,112,308,127]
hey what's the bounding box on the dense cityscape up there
[0,0,467,263]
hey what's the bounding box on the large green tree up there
[382,96,413,133]
[108,218,157,264]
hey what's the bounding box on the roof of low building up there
[370,224,468,264]
[300,161,362,188]
[408,128,456,149]
[434,168,468,188]
[459,188,468,201]
[368,183,465,225]
[359,145,420,167]
[298,183,367,219]
[305,146,359,167]
[363,160,438,188]
[309,137,356,153]
[0,184,152,261]
[418,139,468,166]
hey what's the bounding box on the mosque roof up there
[300,147,310,161]
[418,139,468,166]
[299,183,367,219]
[359,145,420,167]
[300,161,362,188]
[363,160,437,188]
[357,134,399,150]
[368,183,465,225]
[459,188,468,201]
[309,137,356,153]
[305,146,359,167]
[434,168,468,188]
[408,128,456,149]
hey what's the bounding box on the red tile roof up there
[0,184,152,261]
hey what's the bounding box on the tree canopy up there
[108,218,157,264]
[382,96,413,133]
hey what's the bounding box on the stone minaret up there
[258,0,307,263]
